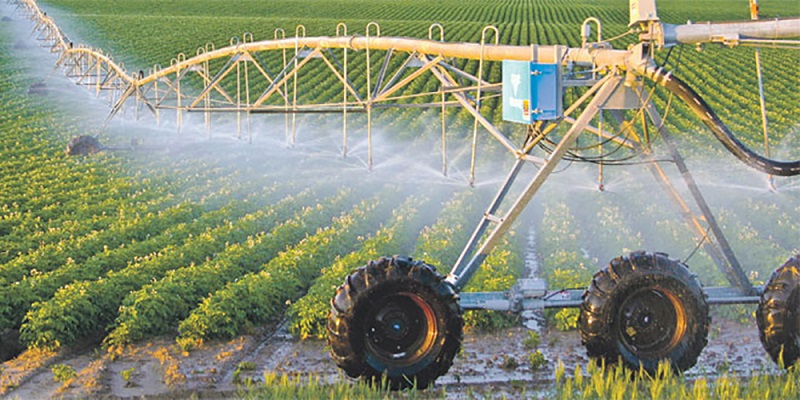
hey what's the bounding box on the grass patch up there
[554,359,798,400]
[238,372,447,399]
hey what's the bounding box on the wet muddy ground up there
[1,315,782,399]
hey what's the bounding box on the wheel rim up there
[617,287,687,357]
[364,292,438,367]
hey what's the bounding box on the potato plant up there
[105,189,350,347]
[20,189,336,350]
[176,192,399,349]
[287,196,430,339]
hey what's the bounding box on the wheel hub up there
[618,287,686,356]
[365,292,437,366]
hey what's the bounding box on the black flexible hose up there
[643,66,800,177]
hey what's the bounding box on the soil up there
[0,315,782,399]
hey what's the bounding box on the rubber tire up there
[65,135,102,156]
[579,251,710,374]
[756,254,800,369]
[327,256,463,390]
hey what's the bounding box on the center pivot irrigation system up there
[14,0,800,390]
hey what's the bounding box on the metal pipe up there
[136,37,628,87]
[441,87,447,176]
[643,102,755,295]
[365,22,381,171]
[236,58,241,138]
[337,23,348,158]
[662,18,800,46]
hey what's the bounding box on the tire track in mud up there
[521,224,546,332]
[234,321,294,375]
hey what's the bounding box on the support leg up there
[447,75,623,291]
[644,104,754,295]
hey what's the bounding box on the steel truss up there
[12,0,800,311]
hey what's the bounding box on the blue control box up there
[502,60,562,123]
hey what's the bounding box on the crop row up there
[535,193,595,331]
[175,189,402,349]
[287,195,431,339]
[103,188,354,347]
[0,201,202,287]
[412,188,525,329]
[18,188,341,350]
[0,184,288,335]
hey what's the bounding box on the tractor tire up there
[756,254,800,368]
[579,251,710,374]
[65,135,102,156]
[327,256,463,390]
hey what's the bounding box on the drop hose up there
[642,66,800,177]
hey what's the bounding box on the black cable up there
[537,127,646,164]
[661,46,675,68]
[683,224,712,264]
[647,67,800,176]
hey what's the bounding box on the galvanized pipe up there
[662,18,800,46]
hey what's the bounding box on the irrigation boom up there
[12,0,800,390]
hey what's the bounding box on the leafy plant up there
[523,330,541,350]
[177,193,398,349]
[554,359,800,400]
[528,351,547,371]
[105,189,343,347]
[21,190,325,351]
[287,196,429,339]
[232,361,257,384]
[120,367,136,387]
[51,364,77,384]
[500,355,519,370]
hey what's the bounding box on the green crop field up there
[1,0,799,397]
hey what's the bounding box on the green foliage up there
[176,193,398,349]
[20,189,328,350]
[523,330,541,350]
[51,364,77,383]
[287,196,429,339]
[414,189,481,268]
[538,201,595,331]
[501,355,519,370]
[232,361,257,384]
[462,233,524,330]
[104,189,345,347]
[528,351,546,371]
[238,372,446,399]
[554,359,800,400]
[0,200,260,334]
[120,367,136,386]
